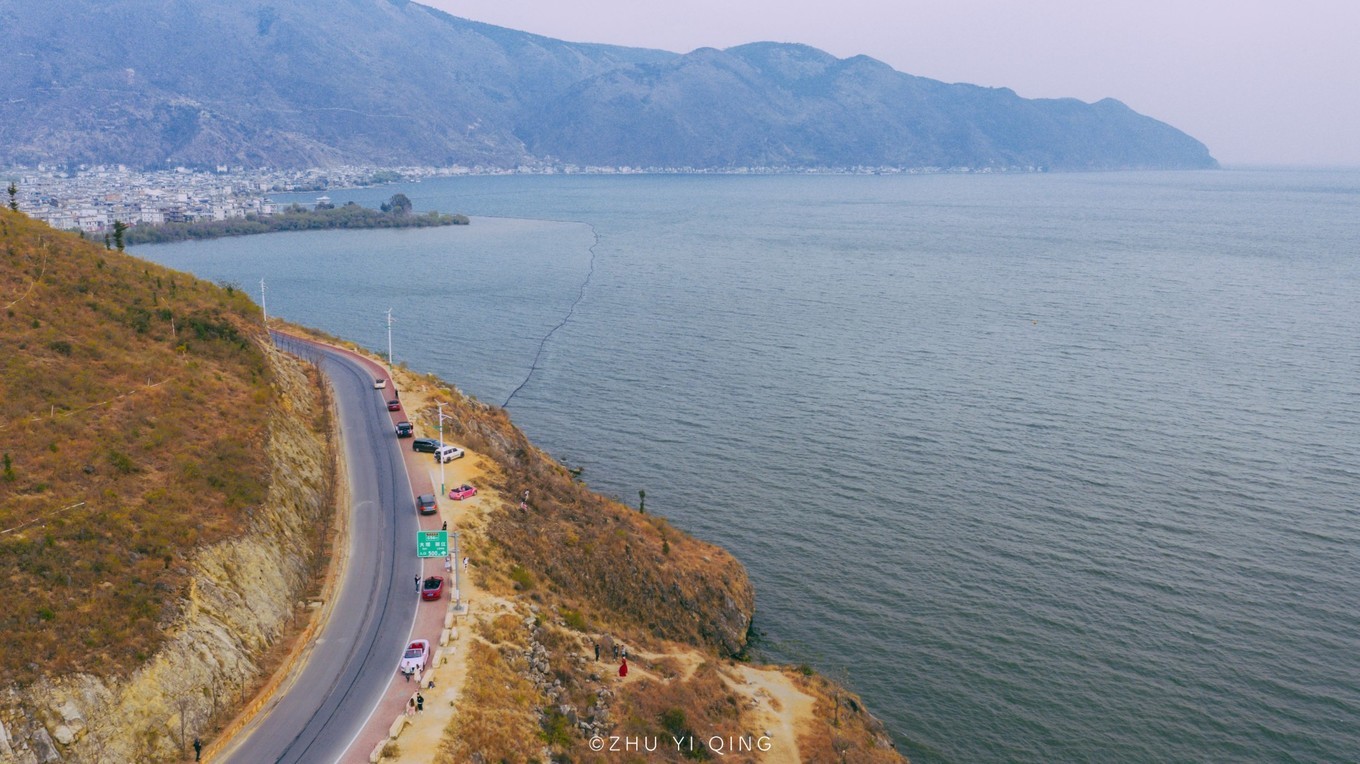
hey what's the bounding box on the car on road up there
[434,445,464,463]
[395,421,413,438]
[399,639,429,675]
[374,378,387,389]
[448,484,477,501]
[415,494,437,515]
[386,399,401,411]
[421,576,445,601]
[412,438,440,453]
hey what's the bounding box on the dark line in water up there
[502,223,598,408]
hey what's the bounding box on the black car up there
[395,421,413,438]
[415,494,437,515]
[412,438,440,453]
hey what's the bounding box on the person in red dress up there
[619,658,628,678]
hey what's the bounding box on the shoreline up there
[275,323,905,762]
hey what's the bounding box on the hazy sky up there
[423,0,1359,167]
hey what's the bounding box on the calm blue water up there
[137,171,1360,763]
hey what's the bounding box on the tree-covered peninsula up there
[122,194,468,245]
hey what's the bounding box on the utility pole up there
[437,401,445,496]
[435,402,456,496]
[385,307,394,372]
[452,530,461,609]
[260,278,268,325]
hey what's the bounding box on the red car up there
[421,576,445,601]
[386,399,401,411]
[448,484,477,500]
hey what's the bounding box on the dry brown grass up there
[399,377,755,658]
[436,632,543,763]
[795,672,905,764]
[1,210,275,685]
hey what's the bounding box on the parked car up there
[412,438,441,453]
[395,421,413,438]
[434,445,464,463]
[415,494,437,515]
[421,576,445,601]
[374,378,387,389]
[386,399,401,411]
[399,639,429,674]
[448,484,477,501]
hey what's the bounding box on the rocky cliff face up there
[0,343,331,764]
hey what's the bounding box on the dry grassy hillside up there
[0,209,273,685]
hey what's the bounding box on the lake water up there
[137,171,1360,763]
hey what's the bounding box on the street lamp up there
[435,401,455,496]
[385,307,394,372]
[452,530,461,609]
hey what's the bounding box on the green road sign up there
[417,530,448,558]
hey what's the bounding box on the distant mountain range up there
[0,0,1216,170]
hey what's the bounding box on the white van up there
[434,445,465,463]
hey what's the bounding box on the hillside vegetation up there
[0,208,274,685]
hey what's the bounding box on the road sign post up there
[416,530,448,558]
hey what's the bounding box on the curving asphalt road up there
[219,333,421,764]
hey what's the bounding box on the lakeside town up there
[4,162,1029,236]
[2,164,468,235]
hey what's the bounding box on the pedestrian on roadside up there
[441,520,447,530]
[594,642,600,661]
[407,698,415,716]
[416,693,425,713]
[444,555,452,572]
[403,668,411,682]
[193,738,202,761]
[415,575,421,593]
[462,556,468,570]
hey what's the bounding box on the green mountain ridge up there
[0,0,1216,170]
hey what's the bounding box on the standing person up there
[444,555,452,572]
[407,698,415,716]
[523,489,530,503]
[612,643,619,661]
[415,575,421,594]
[416,693,425,713]
[594,642,600,661]
[462,556,468,570]
[619,658,628,678]
[193,738,202,762]
[621,645,628,661]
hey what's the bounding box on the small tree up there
[113,220,128,251]
[6,181,16,211]
[383,193,412,216]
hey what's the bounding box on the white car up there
[399,639,429,675]
[374,378,387,389]
[434,445,464,463]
